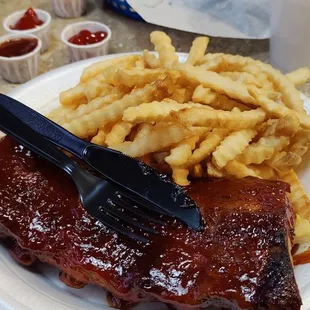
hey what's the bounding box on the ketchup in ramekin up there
[61,21,111,62]
[10,8,44,30]
[0,33,41,83]
[68,30,108,45]
[0,38,38,58]
[0,37,38,57]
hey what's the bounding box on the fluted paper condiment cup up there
[61,21,112,63]
[3,9,51,53]
[52,0,87,18]
[0,34,41,84]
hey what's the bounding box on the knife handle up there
[0,104,81,176]
[0,93,88,159]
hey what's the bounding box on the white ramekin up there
[61,21,112,63]
[3,9,51,53]
[0,34,41,84]
[52,0,87,18]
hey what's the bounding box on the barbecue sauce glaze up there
[0,137,301,310]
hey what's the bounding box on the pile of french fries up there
[49,31,310,243]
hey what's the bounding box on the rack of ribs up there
[0,136,302,309]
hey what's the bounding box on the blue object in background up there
[105,0,144,21]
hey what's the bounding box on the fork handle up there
[0,104,81,177]
[0,93,88,158]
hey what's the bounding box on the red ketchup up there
[0,38,38,57]
[10,8,44,30]
[68,30,107,45]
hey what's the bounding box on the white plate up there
[0,53,310,310]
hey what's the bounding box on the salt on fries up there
[49,31,310,243]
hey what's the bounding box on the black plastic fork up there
[0,105,169,243]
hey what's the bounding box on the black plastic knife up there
[0,93,203,230]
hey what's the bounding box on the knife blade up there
[83,144,202,229]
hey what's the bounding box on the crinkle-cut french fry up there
[60,65,127,108]
[231,107,241,113]
[186,37,209,65]
[60,84,86,107]
[172,167,190,186]
[115,69,169,87]
[47,105,74,122]
[63,78,174,138]
[244,63,265,76]
[134,123,153,140]
[91,127,109,146]
[165,136,199,167]
[261,115,300,138]
[189,126,212,137]
[123,100,201,123]
[153,152,170,164]
[209,95,250,111]
[80,55,139,83]
[134,58,145,69]
[198,56,225,71]
[111,123,192,158]
[242,64,275,91]
[286,67,310,86]
[199,55,274,96]
[105,121,133,147]
[267,151,302,172]
[197,53,225,64]
[171,87,193,103]
[95,59,138,86]
[248,86,310,129]
[249,164,277,179]
[54,92,125,125]
[277,114,301,136]
[294,215,310,244]
[255,61,305,113]
[256,119,277,136]
[237,136,290,165]
[187,129,229,167]
[48,114,65,125]
[198,53,288,100]
[207,162,227,178]
[219,71,262,87]
[192,85,217,105]
[240,67,275,93]
[199,54,278,96]
[114,69,167,87]
[143,50,161,69]
[289,130,310,157]
[190,163,204,178]
[199,54,252,74]
[213,129,257,168]
[84,81,114,102]
[256,74,274,91]
[175,107,265,129]
[175,63,256,105]
[150,31,178,68]
[225,160,258,178]
[278,170,310,220]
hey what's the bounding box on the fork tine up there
[115,189,174,217]
[98,201,159,235]
[91,209,149,243]
[112,194,168,226]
